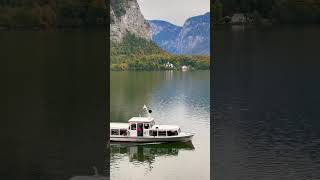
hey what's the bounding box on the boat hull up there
[110,133,193,143]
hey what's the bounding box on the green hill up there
[214,0,320,24]
[0,0,106,29]
[111,33,210,71]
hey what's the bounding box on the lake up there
[110,71,210,180]
[212,26,320,180]
[2,29,108,180]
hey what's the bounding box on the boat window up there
[111,129,119,135]
[144,123,150,129]
[131,123,136,130]
[167,130,178,136]
[158,131,166,136]
[149,130,157,136]
[120,129,127,136]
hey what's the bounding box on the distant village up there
[213,0,320,25]
[217,13,273,26]
[164,62,189,71]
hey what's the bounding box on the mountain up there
[110,0,151,43]
[176,12,210,55]
[110,0,166,70]
[149,12,210,55]
[110,0,163,56]
[109,0,210,71]
[148,20,182,54]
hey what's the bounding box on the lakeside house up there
[231,13,246,24]
[182,65,189,71]
[228,13,268,25]
[165,62,175,69]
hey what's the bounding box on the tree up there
[213,0,223,24]
[87,0,106,24]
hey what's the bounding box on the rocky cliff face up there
[149,12,210,55]
[176,12,210,55]
[110,0,151,43]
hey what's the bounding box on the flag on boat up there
[143,104,147,110]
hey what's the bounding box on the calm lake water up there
[212,26,320,180]
[110,71,210,180]
[3,29,108,180]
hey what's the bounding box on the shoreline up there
[0,25,106,31]
[213,22,320,27]
[213,23,320,32]
[110,69,210,72]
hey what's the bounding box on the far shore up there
[110,69,210,72]
[213,23,320,31]
[0,25,106,31]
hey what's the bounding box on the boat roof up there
[128,117,154,123]
[110,122,129,129]
[150,125,180,130]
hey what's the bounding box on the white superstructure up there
[110,105,194,142]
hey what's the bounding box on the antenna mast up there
[143,104,152,118]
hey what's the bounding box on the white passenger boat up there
[110,105,194,142]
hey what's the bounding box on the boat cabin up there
[149,125,181,137]
[110,105,193,142]
[110,117,181,137]
[110,123,130,136]
[127,117,155,137]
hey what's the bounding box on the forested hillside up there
[213,0,320,24]
[111,33,209,71]
[0,0,106,28]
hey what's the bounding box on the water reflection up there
[212,26,320,180]
[164,70,174,80]
[3,30,108,180]
[110,71,165,122]
[111,142,195,163]
[69,167,108,180]
[111,71,209,180]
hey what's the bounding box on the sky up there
[137,0,210,26]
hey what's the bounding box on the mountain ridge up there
[148,20,182,54]
[149,12,210,56]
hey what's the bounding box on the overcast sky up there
[137,0,210,26]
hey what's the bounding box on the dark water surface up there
[212,26,320,180]
[2,29,108,180]
[110,71,210,180]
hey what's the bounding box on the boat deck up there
[110,122,129,129]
